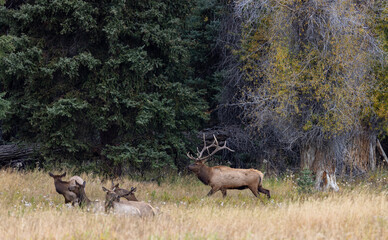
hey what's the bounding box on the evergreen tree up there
[0,0,212,175]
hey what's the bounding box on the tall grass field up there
[0,169,387,239]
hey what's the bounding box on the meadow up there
[0,169,387,240]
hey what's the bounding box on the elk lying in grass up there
[102,187,142,216]
[68,181,104,212]
[49,172,85,205]
[102,186,157,217]
[187,135,271,199]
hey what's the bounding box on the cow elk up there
[68,181,105,212]
[187,135,271,199]
[111,182,138,201]
[49,172,85,205]
[102,187,142,216]
[102,186,157,217]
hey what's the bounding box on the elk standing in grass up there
[48,172,85,205]
[187,135,270,199]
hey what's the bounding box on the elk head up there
[102,185,136,212]
[102,186,119,212]
[187,134,234,173]
[49,172,66,180]
[111,182,138,201]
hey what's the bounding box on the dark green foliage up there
[0,0,228,175]
[0,92,10,120]
[183,0,227,120]
[297,168,315,194]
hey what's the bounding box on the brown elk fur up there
[102,187,156,217]
[187,135,270,199]
[48,172,84,205]
[68,181,105,212]
[188,161,270,198]
[68,181,93,206]
[111,183,138,201]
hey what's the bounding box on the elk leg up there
[207,189,215,196]
[258,186,271,199]
[207,186,220,197]
[72,198,80,206]
[221,189,227,198]
[249,186,260,198]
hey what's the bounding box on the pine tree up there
[0,0,211,175]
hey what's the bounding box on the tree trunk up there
[377,139,388,164]
[341,131,377,176]
[0,144,38,167]
[301,130,378,192]
[301,144,340,191]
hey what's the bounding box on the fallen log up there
[0,144,39,166]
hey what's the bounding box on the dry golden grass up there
[0,169,387,240]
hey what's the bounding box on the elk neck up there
[79,189,92,206]
[197,164,213,185]
[54,179,69,194]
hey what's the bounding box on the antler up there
[186,134,235,162]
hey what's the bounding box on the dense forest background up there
[0,0,387,188]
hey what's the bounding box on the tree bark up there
[0,144,38,166]
[301,144,340,192]
[342,131,377,176]
[377,139,388,164]
[301,130,378,192]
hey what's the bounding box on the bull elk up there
[187,135,270,199]
[49,172,85,205]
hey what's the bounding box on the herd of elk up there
[49,172,157,217]
[49,135,270,216]
[187,135,270,199]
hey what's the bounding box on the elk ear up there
[102,186,109,193]
[60,172,66,178]
[113,183,119,189]
[131,187,137,193]
[49,172,54,177]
